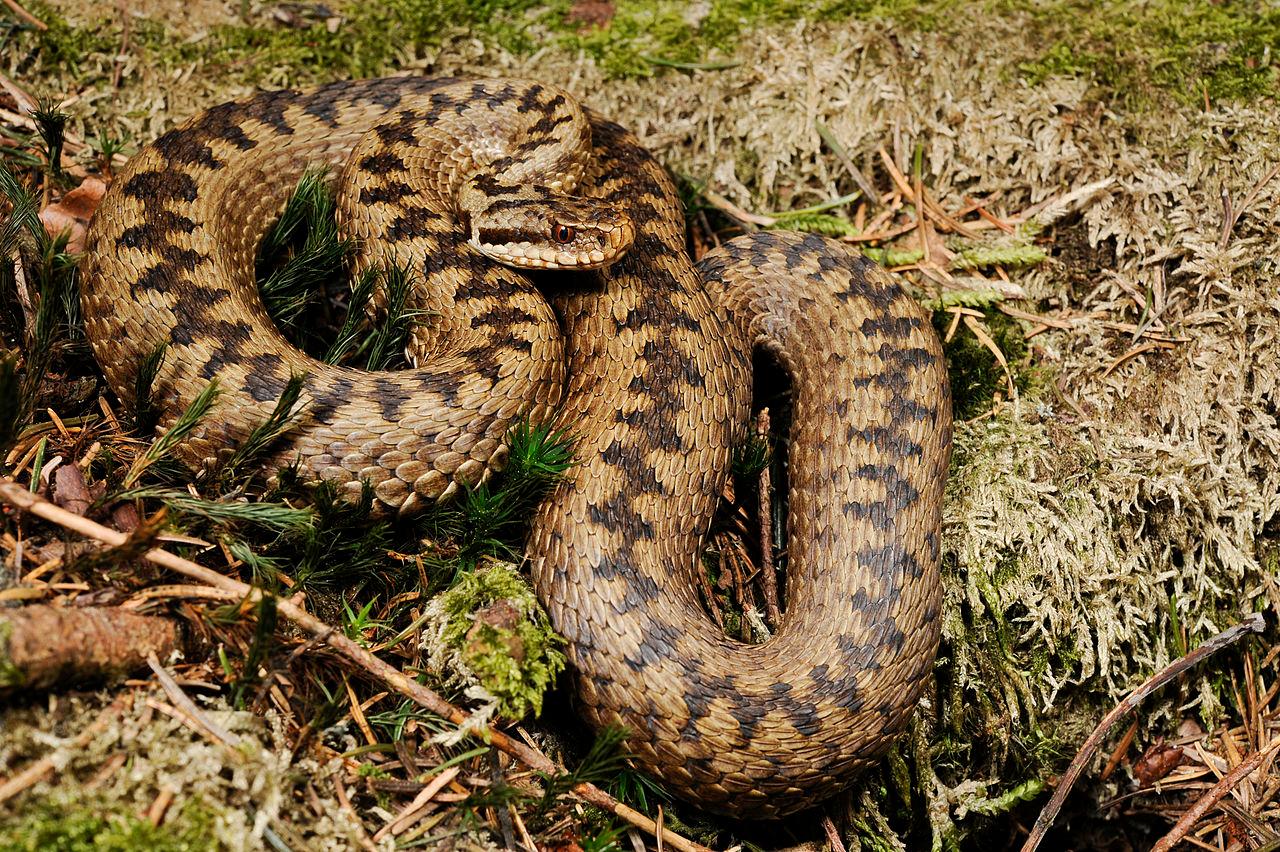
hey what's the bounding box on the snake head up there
[466,193,636,271]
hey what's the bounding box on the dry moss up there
[0,692,370,850]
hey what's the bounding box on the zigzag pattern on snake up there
[80,76,952,818]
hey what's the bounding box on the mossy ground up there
[0,797,216,851]
[2,0,1279,850]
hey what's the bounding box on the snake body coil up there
[81,77,952,818]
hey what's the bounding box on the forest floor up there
[1,1,1279,850]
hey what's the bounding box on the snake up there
[80,76,952,819]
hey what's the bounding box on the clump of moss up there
[0,797,217,852]
[421,560,566,720]
[160,0,551,85]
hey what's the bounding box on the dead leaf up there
[565,0,614,29]
[38,176,106,253]
[1134,739,1186,787]
[53,463,93,517]
[111,500,141,534]
[1175,718,1204,740]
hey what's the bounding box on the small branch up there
[147,654,242,748]
[1149,738,1280,852]
[821,815,848,852]
[1018,612,1267,852]
[334,775,380,852]
[0,478,711,852]
[700,189,775,227]
[1,605,182,691]
[373,765,460,841]
[754,408,780,626]
[1101,341,1178,378]
[1,0,46,30]
[814,122,879,207]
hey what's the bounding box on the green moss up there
[567,0,949,76]
[433,562,565,719]
[11,2,118,77]
[0,797,219,852]
[16,0,1275,102]
[571,0,1279,98]
[932,307,1031,421]
[155,0,553,84]
[1012,0,1280,104]
[0,617,23,687]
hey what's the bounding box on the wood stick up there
[0,605,182,691]
[1149,738,1280,852]
[754,408,781,626]
[0,0,46,30]
[1018,611,1267,852]
[0,478,711,852]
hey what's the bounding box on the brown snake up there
[80,77,952,818]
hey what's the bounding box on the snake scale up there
[80,77,952,818]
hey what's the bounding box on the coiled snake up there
[80,77,952,818]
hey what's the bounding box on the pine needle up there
[122,380,219,488]
[362,263,421,371]
[0,167,41,245]
[256,169,351,331]
[217,372,308,485]
[116,487,316,535]
[421,421,576,569]
[132,342,168,434]
[537,726,632,814]
[322,267,379,365]
[30,97,68,179]
[0,350,20,459]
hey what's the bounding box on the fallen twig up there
[1219,161,1280,250]
[821,815,848,852]
[1101,340,1178,378]
[814,121,879,206]
[0,0,45,30]
[0,478,711,852]
[334,775,380,852]
[701,189,774,227]
[1149,738,1280,852]
[755,408,780,627]
[374,765,461,841]
[0,605,182,691]
[147,654,242,748]
[1018,611,1267,852]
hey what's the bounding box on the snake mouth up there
[470,238,617,270]
[470,222,634,271]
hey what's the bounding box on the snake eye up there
[551,224,575,244]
